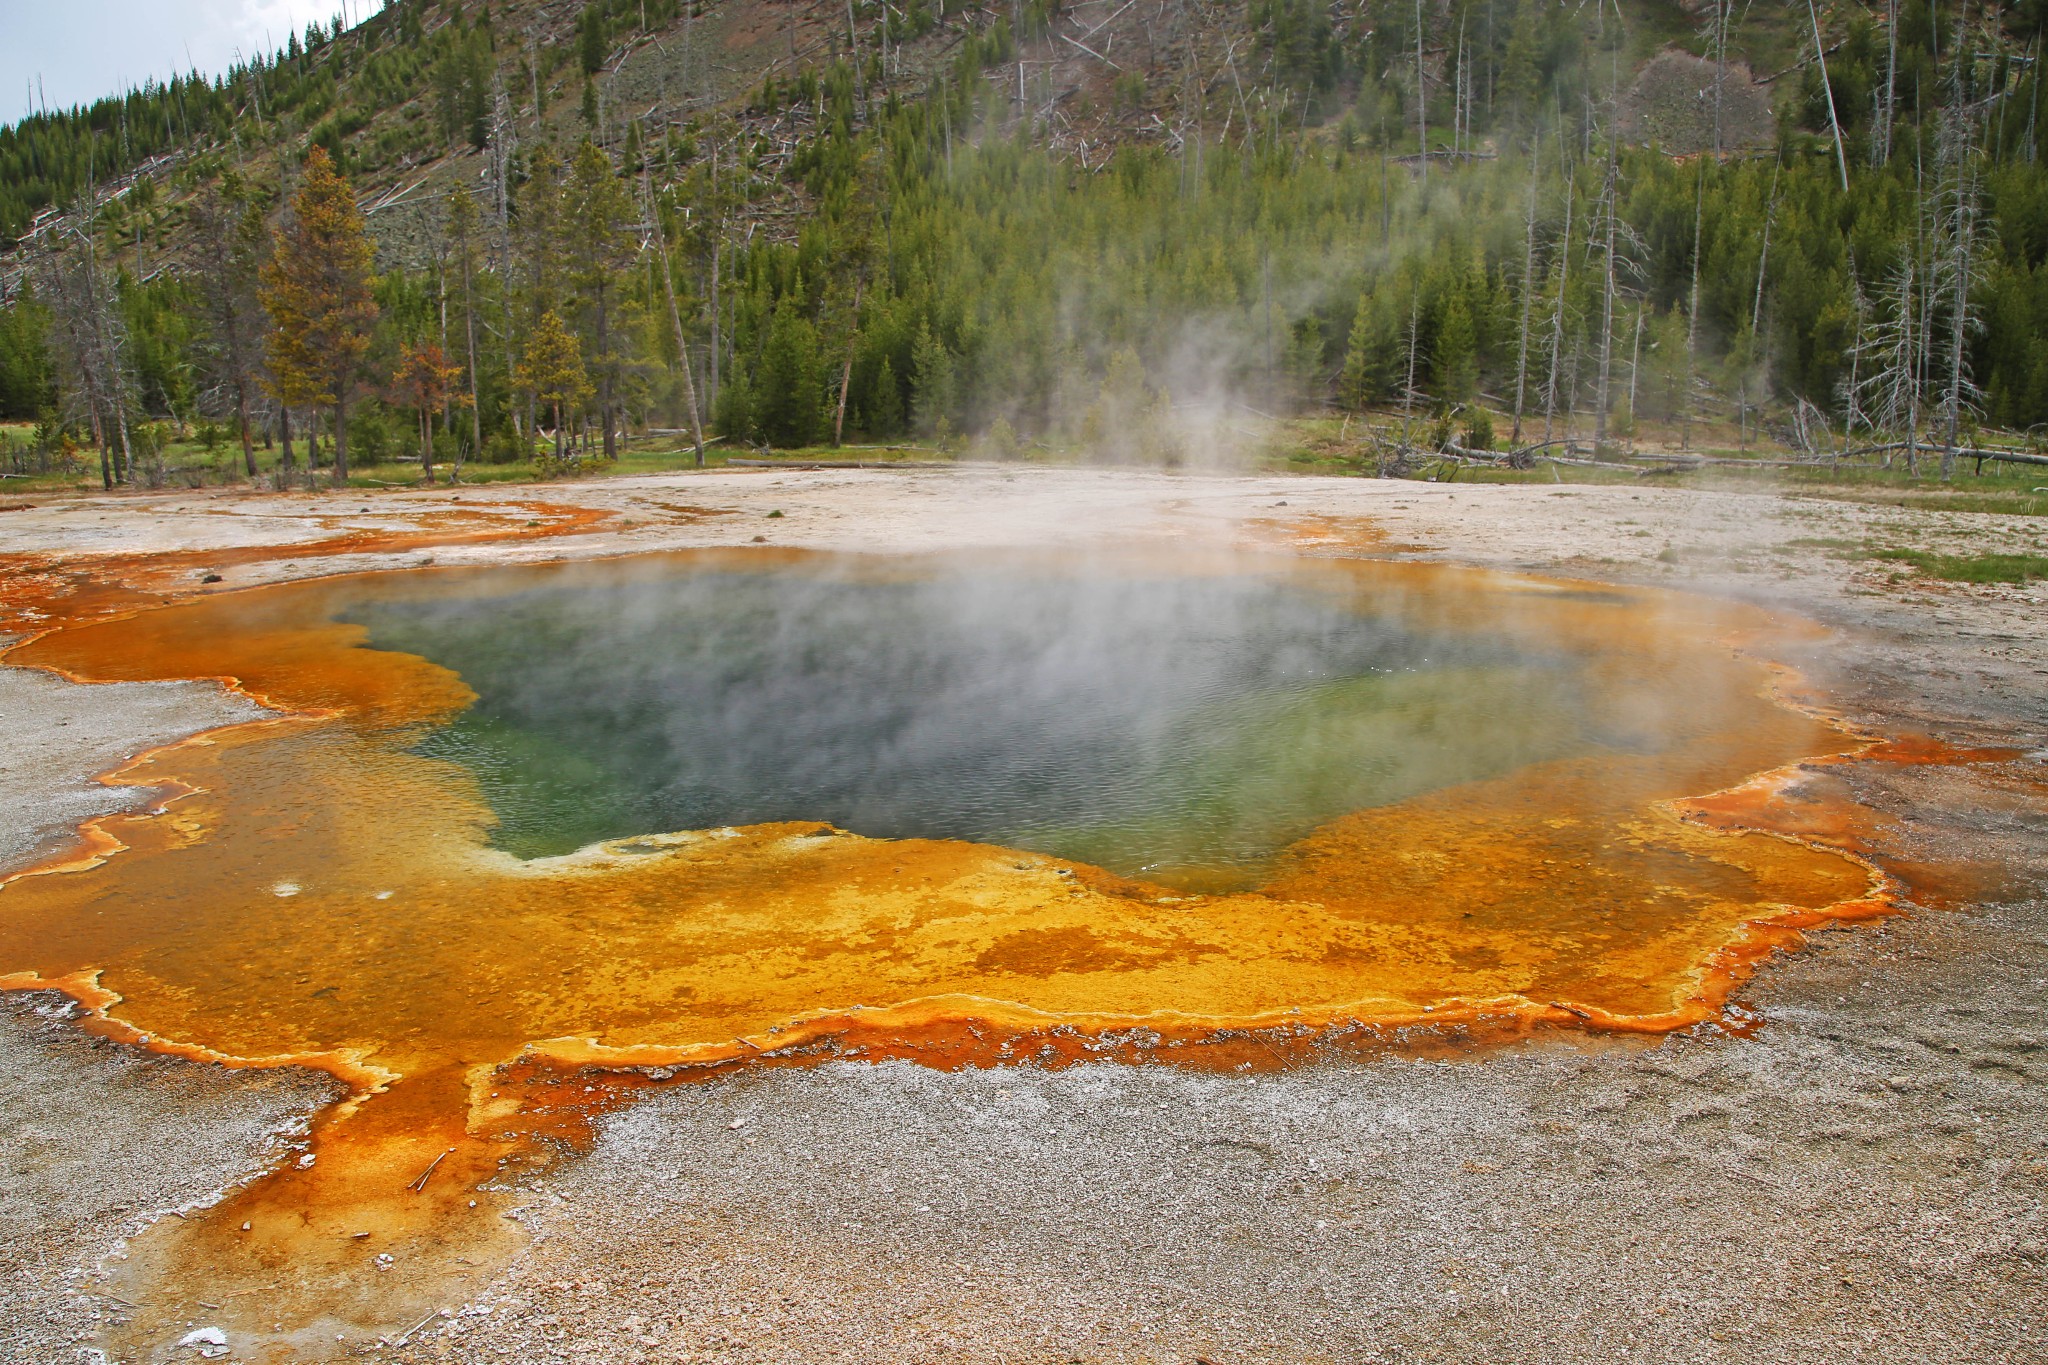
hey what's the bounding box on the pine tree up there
[260,146,379,487]
[1340,293,1376,411]
[514,309,592,462]
[910,320,957,441]
[867,355,904,436]
[563,140,634,458]
[757,294,821,448]
[1433,292,1478,402]
[0,286,53,420]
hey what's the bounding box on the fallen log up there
[1836,441,2048,468]
[723,458,958,470]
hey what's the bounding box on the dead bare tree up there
[644,174,707,466]
[1589,136,1647,455]
[1837,251,1871,443]
[1933,101,1988,480]
[1853,256,1925,471]
[445,186,486,479]
[38,209,136,489]
[1542,161,1577,441]
[1682,156,1706,450]
[1402,295,1421,440]
[1807,0,1851,190]
[1414,0,1428,184]
[1874,0,1899,168]
[1511,141,1541,444]
[189,183,267,480]
[490,77,522,450]
[1696,0,1731,155]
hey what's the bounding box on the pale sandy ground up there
[1,467,2044,1364]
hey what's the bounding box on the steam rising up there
[349,553,1594,884]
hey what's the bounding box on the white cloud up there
[0,0,382,121]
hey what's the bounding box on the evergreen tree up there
[1433,292,1478,403]
[260,147,378,487]
[757,295,821,447]
[910,320,956,441]
[0,286,54,420]
[867,355,904,436]
[563,140,634,458]
[515,309,593,463]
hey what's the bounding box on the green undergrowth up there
[1780,534,2048,585]
[1869,547,2048,585]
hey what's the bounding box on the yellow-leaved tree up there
[514,309,592,467]
[391,341,467,485]
[260,146,378,488]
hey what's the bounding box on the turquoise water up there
[346,557,1594,884]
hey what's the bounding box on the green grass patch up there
[1869,547,2048,584]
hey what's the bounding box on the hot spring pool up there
[345,555,1595,883]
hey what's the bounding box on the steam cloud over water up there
[349,555,1594,883]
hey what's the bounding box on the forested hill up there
[6,0,2048,486]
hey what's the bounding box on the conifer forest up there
[6,0,2048,486]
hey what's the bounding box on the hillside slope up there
[3,0,1810,272]
[6,0,2048,488]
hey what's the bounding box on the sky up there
[0,0,381,121]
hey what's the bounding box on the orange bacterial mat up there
[0,540,1956,1352]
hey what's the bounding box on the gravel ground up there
[0,469,2043,1363]
[0,992,343,1365]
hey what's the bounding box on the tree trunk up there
[1402,297,1420,439]
[281,405,296,481]
[1415,0,1427,184]
[1511,144,1539,444]
[1544,170,1575,441]
[833,276,868,447]
[462,252,480,481]
[1713,0,1728,154]
[438,265,451,436]
[235,375,257,480]
[598,285,616,462]
[1878,0,1898,168]
[94,405,112,490]
[649,177,707,466]
[421,405,436,485]
[1594,156,1619,455]
[333,393,350,488]
[709,145,723,415]
[1807,0,1851,191]
[1683,159,1704,450]
[1626,305,1644,450]
[110,385,134,486]
[1943,191,1976,481]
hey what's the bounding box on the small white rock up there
[175,1327,229,1359]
